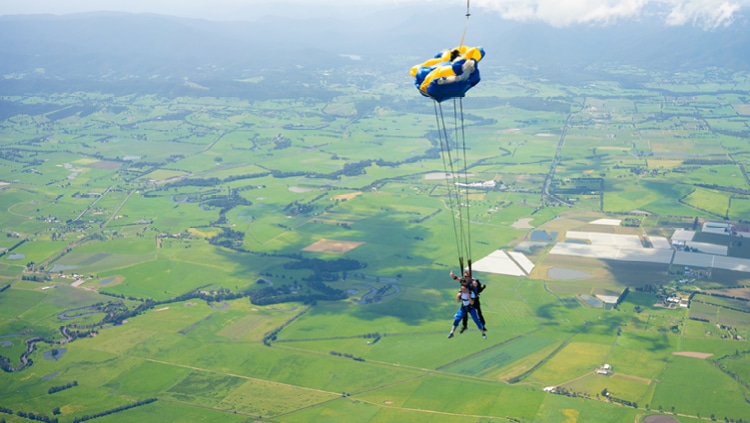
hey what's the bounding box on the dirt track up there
[672,351,713,359]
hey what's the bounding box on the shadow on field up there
[535,303,563,324]
[212,205,447,325]
[626,331,672,352]
[585,313,631,336]
[602,260,673,289]
[535,297,588,326]
[350,298,444,326]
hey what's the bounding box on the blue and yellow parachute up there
[410,45,485,103]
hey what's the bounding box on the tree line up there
[48,381,78,394]
[71,398,157,422]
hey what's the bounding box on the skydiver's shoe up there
[482,332,487,339]
[447,332,454,339]
[459,326,467,334]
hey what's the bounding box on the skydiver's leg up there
[475,298,486,328]
[449,307,465,338]
[460,311,468,333]
[469,307,486,338]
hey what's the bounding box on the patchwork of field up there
[1,64,750,423]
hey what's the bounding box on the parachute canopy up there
[410,45,485,103]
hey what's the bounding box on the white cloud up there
[474,0,745,28]
[664,0,740,28]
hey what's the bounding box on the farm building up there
[596,364,612,375]
[702,221,731,235]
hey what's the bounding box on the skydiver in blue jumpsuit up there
[448,283,486,339]
[450,270,486,333]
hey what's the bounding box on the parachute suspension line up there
[450,99,471,270]
[434,100,466,271]
[459,0,471,47]
[458,98,472,269]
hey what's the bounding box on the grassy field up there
[1,64,750,422]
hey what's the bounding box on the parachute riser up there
[459,0,471,48]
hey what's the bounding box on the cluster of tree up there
[102,285,258,326]
[162,171,270,189]
[306,278,346,301]
[283,201,316,216]
[340,160,371,177]
[99,300,158,326]
[283,122,330,131]
[20,275,51,282]
[703,292,750,302]
[342,160,376,177]
[71,398,157,422]
[715,349,750,392]
[689,316,710,322]
[696,183,750,195]
[692,298,750,315]
[0,149,24,163]
[165,177,221,187]
[193,288,250,303]
[63,323,97,340]
[204,194,252,225]
[363,333,381,344]
[249,278,345,306]
[250,287,309,307]
[0,335,45,372]
[0,284,9,293]
[208,227,245,249]
[271,160,374,181]
[270,169,314,179]
[607,395,637,408]
[13,409,57,423]
[372,146,442,167]
[262,325,282,346]
[0,355,16,372]
[621,217,641,227]
[97,291,129,300]
[550,386,588,399]
[684,159,735,166]
[376,285,392,296]
[408,208,442,224]
[3,238,27,254]
[329,351,365,362]
[272,135,292,150]
[48,381,78,394]
[551,178,603,195]
[262,307,309,346]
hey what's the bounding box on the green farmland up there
[1,61,750,423]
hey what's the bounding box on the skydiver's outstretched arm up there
[450,271,469,287]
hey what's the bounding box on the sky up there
[0,0,746,29]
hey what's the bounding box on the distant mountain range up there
[1,5,749,85]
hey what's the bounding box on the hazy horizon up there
[1,0,749,29]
